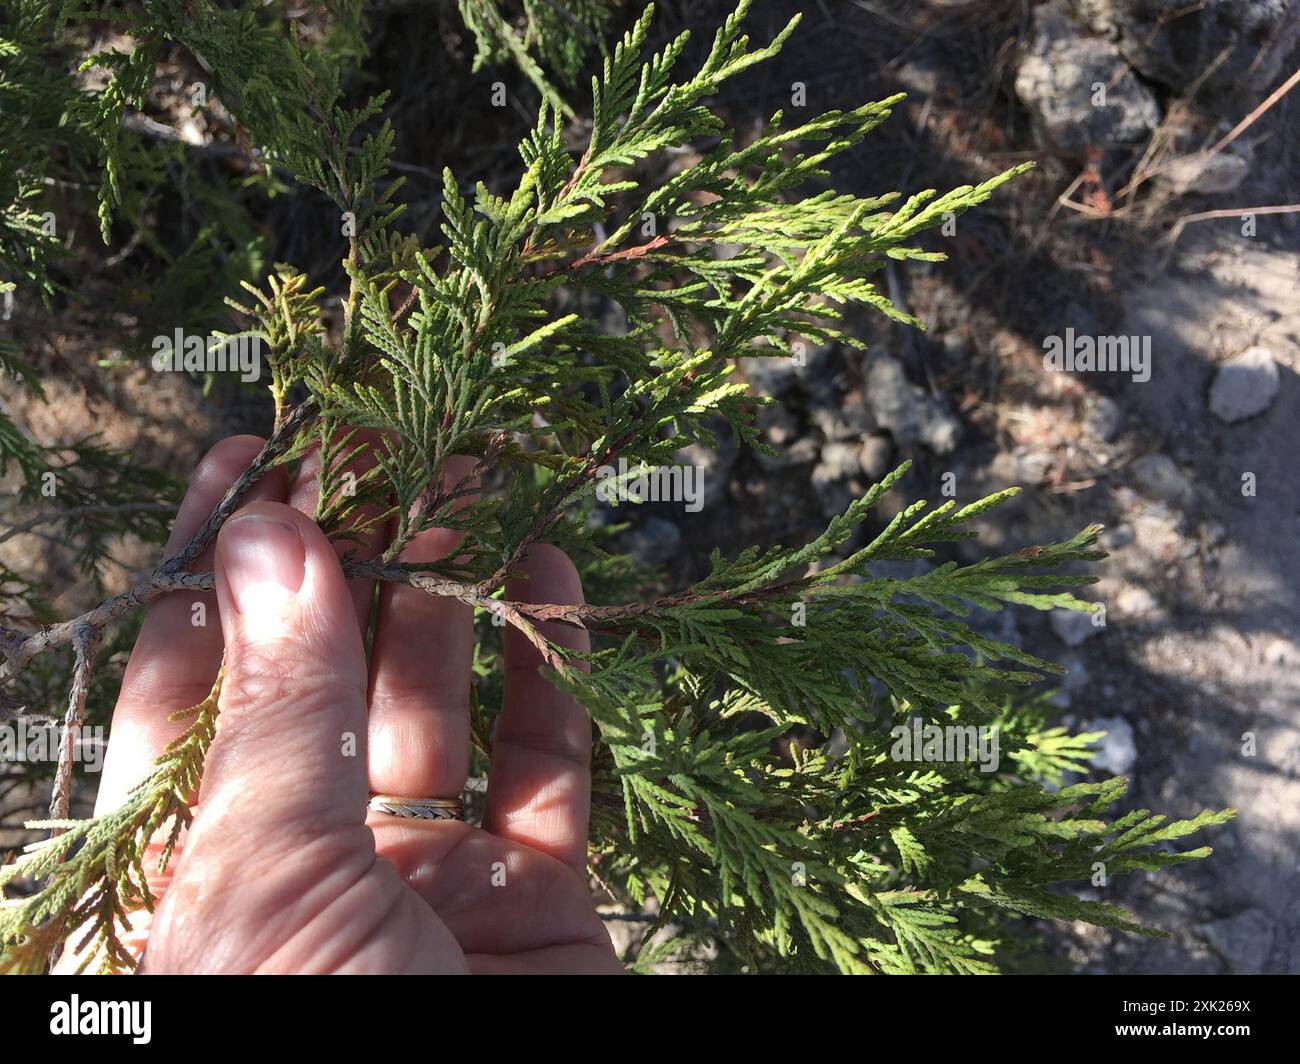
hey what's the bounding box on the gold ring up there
[368,794,464,821]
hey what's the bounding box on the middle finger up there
[365,455,478,799]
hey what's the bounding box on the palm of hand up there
[74,435,621,975]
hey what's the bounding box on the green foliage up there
[0,0,1230,974]
[0,0,86,298]
[458,0,622,115]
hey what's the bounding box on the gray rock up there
[1083,714,1137,777]
[1102,523,1136,550]
[812,443,862,516]
[1202,909,1275,974]
[1084,395,1124,441]
[802,344,845,402]
[1051,607,1103,647]
[817,440,861,482]
[1130,452,1192,504]
[858,433,894,482]
[810,467,855,520]
[1015,3,1160,157]
[1260,637,1293,668]
[1208,346,1280,423]
[741,355,799,398]
[622,516,682,568]
[1158,149,1251,196]
[755,434,819,471]
[757,403,797,446]
[866,353,962,455]
[1007,446,1053,485]
[939,332,969,365]
[596,906,640,958]
[1061,652,1092,694]
[1115,584,1160,621]
[810,393,875,440]
[1070,0,1300,110]
[917,401,962,455]
[674,432,737,510]
[1201,520,1226,547]
[895,55,942,97]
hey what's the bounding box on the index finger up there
[93,436,289,814]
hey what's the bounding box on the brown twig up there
[1202,66,1300,162]
[472,426,641,596]
[47,626,102,828]
[1167,202,1300,245]
[344,559,571,670]
[350,557,799,653]
[0,572,215,700]
[160,399,315,577]
[0,401,314,696]
[0,503,178,548]
[529,234,675,281]
[565,235,671,273]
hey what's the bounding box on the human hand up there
[77,435,622,974]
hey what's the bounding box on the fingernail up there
[221,512,306,621]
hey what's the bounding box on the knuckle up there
[220,642,364,732]
[192,435,266,491]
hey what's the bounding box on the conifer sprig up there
[0,671,223,975]
[457,0,622,116]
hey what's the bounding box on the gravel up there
[1208,346,1281,424]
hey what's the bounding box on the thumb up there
[199,502,371,839]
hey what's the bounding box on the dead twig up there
[0,503,178,548]
[47,626,101,827]
[0,400,314,695]
[1167,202,1300,245]
[1202,66,1300,163]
